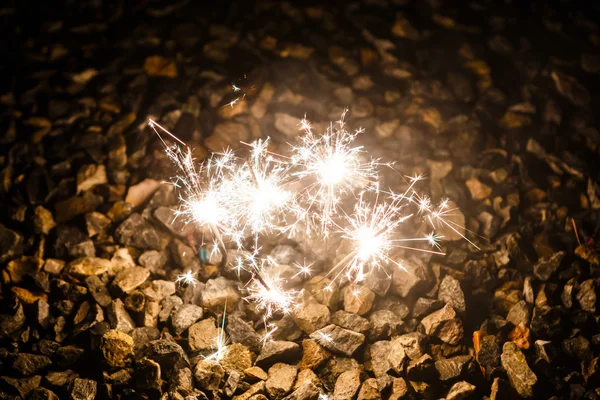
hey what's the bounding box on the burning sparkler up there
[150,107,473,324]
[290,110,383,236]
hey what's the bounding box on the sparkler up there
[150,106,473,326]
[290,110,383,236]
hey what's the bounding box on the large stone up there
[333,369,361,400]
[435,355,471,381]
[533,252,565,281]
[282,381,320,400]
[1,375,42,397]
[226,314,262,352]
[67,257,112,277]
[76,164,107,194]
[446,381,476,400]
[331,310,370,334]
[420,304,464,345]
[310,324,365,356]
[101,329,133,367]
[12,354,52,376]
[170,304,203,335]
[506,300,531,327]
[500,341,537,398]
[202,277,241,312]
[107,299,136,333]
[576,279,597,313]
[125,179,162,207]
[292,294,331,334]
[256,341,301,368]
[221,343,253,375]
[136,339,190,378]
[438,275,466,315]
[70,378,97,400]
[188,318,222,352]
[194,359,224,391]
[85,276,112,307]
[300,339,331,370]
[392,257,431,298]
[115,213,160,250]
[344,285,375,316]
[266,363,297,400]
[112,266,150,294]
[33,206,56,234]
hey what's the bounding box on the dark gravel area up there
[1,0,600,399]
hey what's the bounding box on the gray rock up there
[343,285,375,316]
[226,314,262,352]
[292,294,331,334]
[170,304,203,335]
[420,304,464,345]
[112,266,150,294]
[406,354,435,380]
[136,339,190,378]
[438,275,466,315]
[170,238,202,271]
[106,299,136,333]
[12,354,52,376]
[576,279,596,313]
[393,332,426,360]
[159,295,183,324]
[389,377,409,400]
[357,378,381,400]
[202,277,241,312]
[331,310,370,334]
[392,257,431,297]
[55,192,103,224]
[369,341,392,388]
[435,355,471,381]
[333,369,361,400]
[188,317,222,352]
[85,275,112,307]
[115,213,160,250]
[44,369,78,390]
[0,223,23,264]
[256,341,301,368]
[168,367,193,396]
[101,329,133,368]
[501,341,537,398]
[33,206,56,235]
[67,257,112,277]
[387,339,407,374]
[310,324,365,356]
[478,335,501,367]
[0,375,42,397]
[131,327,160,351]
[447,381,476,400]
[506,300,531,326]
[533,252,565,281]
[142,280,176,302]
[139,250,168,274]
[194,359,224,391]
[413,297,444,318]
[232,381,265,400]
[266,363,297,400]
[85,211,111,237]
[29,387,60,400]
[282,381,320,400]
[368,310,403,340]
[70,378,97,400]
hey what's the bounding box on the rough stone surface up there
[170,304,203,335]
[101,329,133,367]
[115,213,161,250]
[310,324,365,356]
[333,369,361,400]
[256,341,301,368]
[420,304,464,345]
[266,363,297,400]
[500,341,537,398]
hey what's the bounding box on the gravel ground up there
[1,0,600,399]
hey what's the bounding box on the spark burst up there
[290,110,383,236]
[150,107,473,324]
